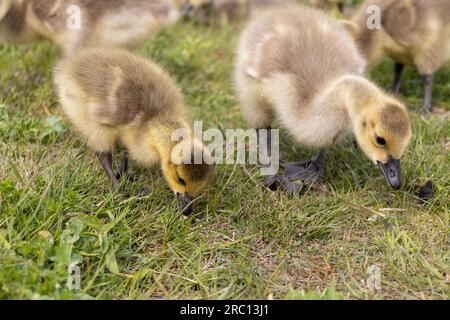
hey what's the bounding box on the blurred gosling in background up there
[347,0,450,112]
[0,0,179,55]
[181,0,294,25]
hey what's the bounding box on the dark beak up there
[178,194,193,216]
[377,156,401,189]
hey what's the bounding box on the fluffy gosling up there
[0,0,179,55]
[181,0,293,25]
[310,0,345,14]
[182,0,248,25]
[347,0,450,111]
[53,48,214,215]
[235,6,412,189]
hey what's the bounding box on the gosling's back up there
[54,49,185,156]
[56,48,184,127]
[236,6,365,103]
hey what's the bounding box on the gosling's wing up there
[382,0,421,47]
[75,50,183,127]
[238,12,297,81]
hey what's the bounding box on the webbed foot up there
[281,150,327,183]
[264,174,304,196]
[264,150,327,195]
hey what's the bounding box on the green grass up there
[0,21,449,300]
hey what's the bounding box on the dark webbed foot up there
[282,160,325,182]
[264,150,327,195]
[281,150,327,183]
[264,174,304,196]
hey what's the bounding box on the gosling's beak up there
[377,156,401,189]
[177,193,193,215]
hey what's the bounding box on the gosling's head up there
[0,0,12,21]
[161,138,214,215]
[354,97,412,189]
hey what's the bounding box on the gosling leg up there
[115,150,129,181]
[421,73,435,112]
[98,152,119,187]
[392,63,404,95]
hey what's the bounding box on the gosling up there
[53,48,214,215]
[310,0,345,14]
[249,0,295,16]
[181,0,293,25]
[235,6,412,189]
[182,0,248,25]
[0,0,179,55]
[348,0,450,111]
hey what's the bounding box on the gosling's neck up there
[145,118,192,164]
[323,75,384,130]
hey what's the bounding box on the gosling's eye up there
[376,136,386,146]
[178,177,186,186]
